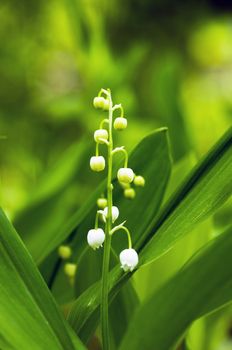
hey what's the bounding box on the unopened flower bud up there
[64,263,77,277]
[113,117,127,130]
[58,245,72,259]
[97,198,108,209]
[117,168,134,183]
[90,156,105,172]
[87,228,105,250]
[94,129,108,144]
[103,206,119,223]
[120,248,139,272]
[134,175,145,187]
[124,188,136,199]
[93,96,106,109]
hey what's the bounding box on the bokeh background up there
[0,0,231,216]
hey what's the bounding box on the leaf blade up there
[0,209,85,350]
[140,126,232,265]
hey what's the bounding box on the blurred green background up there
[0,0,231,217]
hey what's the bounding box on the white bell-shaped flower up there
[93,96,106,109]
[94,129,108,144]
[103,206,119,223]
[119,248,139,272]
[117,168,134,183]
[113,117,127,130]
[87,228,105,250]
[90,156,105,172]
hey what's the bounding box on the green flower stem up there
[101,89,113,350]
[94,211,101,229]
[95,143,99,156]
[112,103,124,117]
[100,118,109,129]
[112,147,128,167]
[110,225,132,248]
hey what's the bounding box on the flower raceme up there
[88,88,145,349]
[88,88,145,262]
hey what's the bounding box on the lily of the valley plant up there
[90,88,144,349]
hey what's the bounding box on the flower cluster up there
[87,88,145,272]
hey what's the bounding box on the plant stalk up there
[101,91,113,350]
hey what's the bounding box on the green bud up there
[97,198,108,209]
[134,175,145,187]
[124,188,136,199]
[64,263,77,277]
[58,245,72,259]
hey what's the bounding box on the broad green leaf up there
[67,128,232,339]
[186,308,232,350]
[119,225,232,350]
[140,126,232,265]
[14,140,92,262]
[108,281,139,350]
[0,209,85,350]
[0,243,63,350]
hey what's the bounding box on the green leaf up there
[109,281,139,349]
[0,243,62,350]
[119,225,232,350]
[0,209,85,350]
[67,128,232,339]
[186,308,231,350]
[14,140,91,263]
[140,126,232,266]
